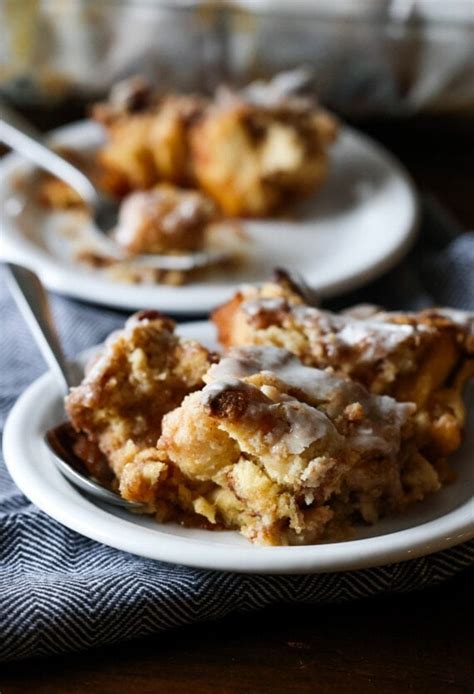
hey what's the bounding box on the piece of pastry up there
[65,304,468,545]
[190,83,337,216]
[65,310,216,479]
[114,183,217,255]
[92,80,207,196]
[212,274,474,461]
[92,72,337,215]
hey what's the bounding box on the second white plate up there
[0,120,417,315]
[3,321,473,575]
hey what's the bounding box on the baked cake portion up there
[212,277,474,460]
[120,346,443,545]
[114,184,217,255]
[190,80,337,217]
[40,74,337,218]
[65,310,215,479]
[92,76,205,196]
[64,298,470,545]
[92,72,337,216]
[94,90,206,197]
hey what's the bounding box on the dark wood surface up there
[3,568,473,693]
[2,114,473,692]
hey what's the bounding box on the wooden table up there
[2,115,473,693]
[3,567,473,693]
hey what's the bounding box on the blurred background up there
[2,0,473,116]
[1,0,474,225]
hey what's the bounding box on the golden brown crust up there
[211,281,473,465]
[95,94,207,197]
[65,310,215,478]
[190,97,337,216]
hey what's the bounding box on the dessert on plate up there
[64,297,472,545]
[123,346,433,545]
[32,71,338,287]
[40,71,337,219]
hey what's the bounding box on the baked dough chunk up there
[212,277,474,460]
[121,346,443,545]
[65,310,215,479]
[190,85,337,216]
[94,84,207,196]
[92,73,337,215]
[114,184,217,254]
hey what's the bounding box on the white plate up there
[3,321,473,574]
[0,120,418,315]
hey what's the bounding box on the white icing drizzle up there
[205,347,414,458]
[207,346,374,407]
[205,346,298,384]
[278,401,342,455]
[201,376,342,456]
[241,299,432,363]
[290,306,427,362]
[335,321,416,361]
[242,297,287,317]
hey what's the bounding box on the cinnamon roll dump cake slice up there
[64,301,470,545]
[91,73,337,216]
[189,82,337,217]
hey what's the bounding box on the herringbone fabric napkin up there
[1,220,473,662]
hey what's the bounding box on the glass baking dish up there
[1,0,473,118]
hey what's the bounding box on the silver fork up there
[4,261,144,509]
[0,106,228,271]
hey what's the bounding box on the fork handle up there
[4,262,76,393]
[0,106,99,207]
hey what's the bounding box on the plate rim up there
[0,120,419,315]
[3,320,473,575]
